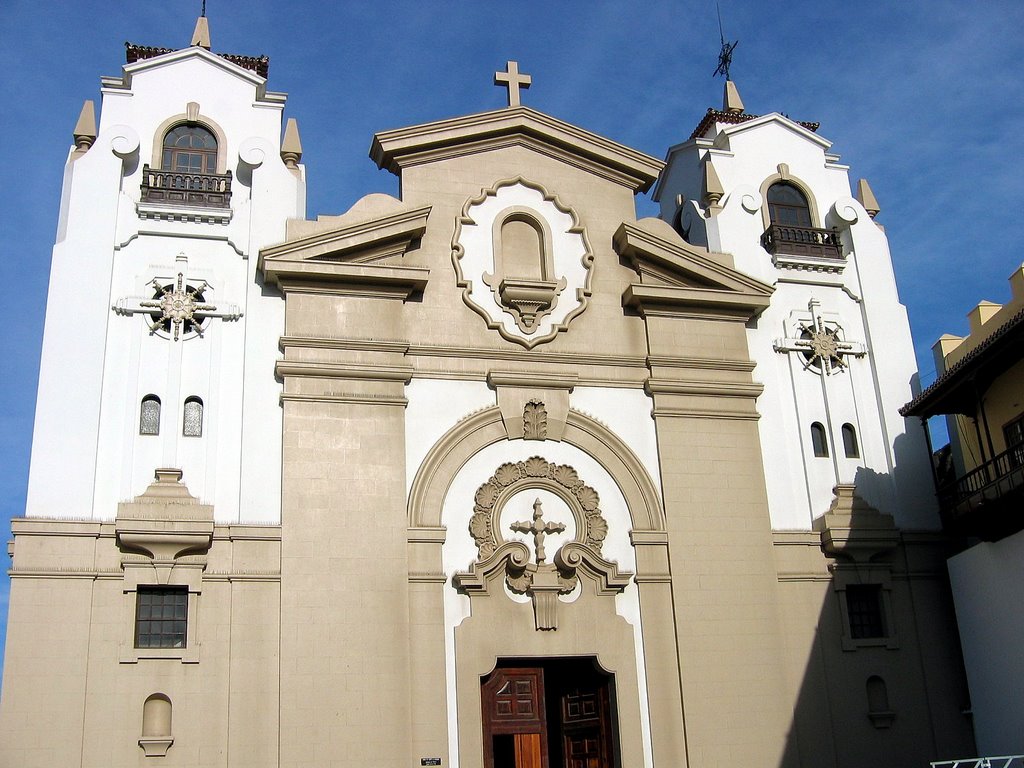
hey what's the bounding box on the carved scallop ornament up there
[454,456,630,631]
[452,178,594,348]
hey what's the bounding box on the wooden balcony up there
[939,439,1024,540]
[140,165,232,209]
[760,224,842,260]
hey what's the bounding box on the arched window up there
[767,182,813,227]
[182,397,203,437]
[842,423,860,458]
[161,124,217,175]
[810,422,829,458]
[140,395,161,436]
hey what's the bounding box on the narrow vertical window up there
[140,395,161,436]
[182,396,203,437]
[842,423,860,458]
[811,422,829,457]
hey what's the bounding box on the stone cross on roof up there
[510,498,565,564]
[494,60,531,108]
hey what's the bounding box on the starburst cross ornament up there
[774,298,866,375]
[113,253,242,341]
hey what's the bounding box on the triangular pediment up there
[370,106,663,193]
[614,218,773,318]
[257,195,431,297]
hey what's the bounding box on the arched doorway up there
[482,657,618,768]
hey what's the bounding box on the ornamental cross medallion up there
[113,254,242,341]
[510,498,565,564]
[774,298,865,375]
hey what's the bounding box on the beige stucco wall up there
[0,521,281,768]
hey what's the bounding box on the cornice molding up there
[259,259,429,298]
[623,284,771,319]
[275,360,414,382]
[487,370,579,390]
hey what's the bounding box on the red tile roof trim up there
[125,43,270,79]
[900,306,1024,417]
[688,108,820,141]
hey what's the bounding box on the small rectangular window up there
[135,587,188,649]
[846,584,885,639]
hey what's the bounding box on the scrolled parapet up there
[721,184,762,215]
[109,124,140,160]
[830,196,861,228]
[238,136,271,169]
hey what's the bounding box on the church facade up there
[0,19,976,768]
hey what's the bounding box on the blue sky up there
[0,1,1022,675]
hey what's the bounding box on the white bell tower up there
[654,80,937,529]
[26,17,306,524]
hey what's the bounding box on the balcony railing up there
[140,165,232,209]
[938,439,1024,539]
[931,756,1024,768]
[760,224,843,260]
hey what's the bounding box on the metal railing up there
[931,756,1024,768]
[140,165,232,208]
[939,439,1024,512]
[760,223,843,259]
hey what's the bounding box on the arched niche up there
[139,693,174,756]
[490,207,556,283]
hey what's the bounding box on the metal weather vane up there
[713,2,738,80]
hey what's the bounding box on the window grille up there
[183,397,203,437]
[135,587,187,648]
[140,395,161,436]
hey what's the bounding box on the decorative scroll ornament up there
[455,456,628,631]
[452,178,593,348]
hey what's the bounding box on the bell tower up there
[25,15,305,525]
[654,80,936,531]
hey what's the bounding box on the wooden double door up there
[481,658,617,768]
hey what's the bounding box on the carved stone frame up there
[454,456,629,630]
[452,176,594,348]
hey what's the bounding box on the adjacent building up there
[902,264,1024,757]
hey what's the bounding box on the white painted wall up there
[947,530,1024,756]
[26,48,304,523]
[655,113,938,530]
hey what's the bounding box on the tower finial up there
[712,2,739,81]
[191,6,211,49]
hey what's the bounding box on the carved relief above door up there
[452,178,594,348]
